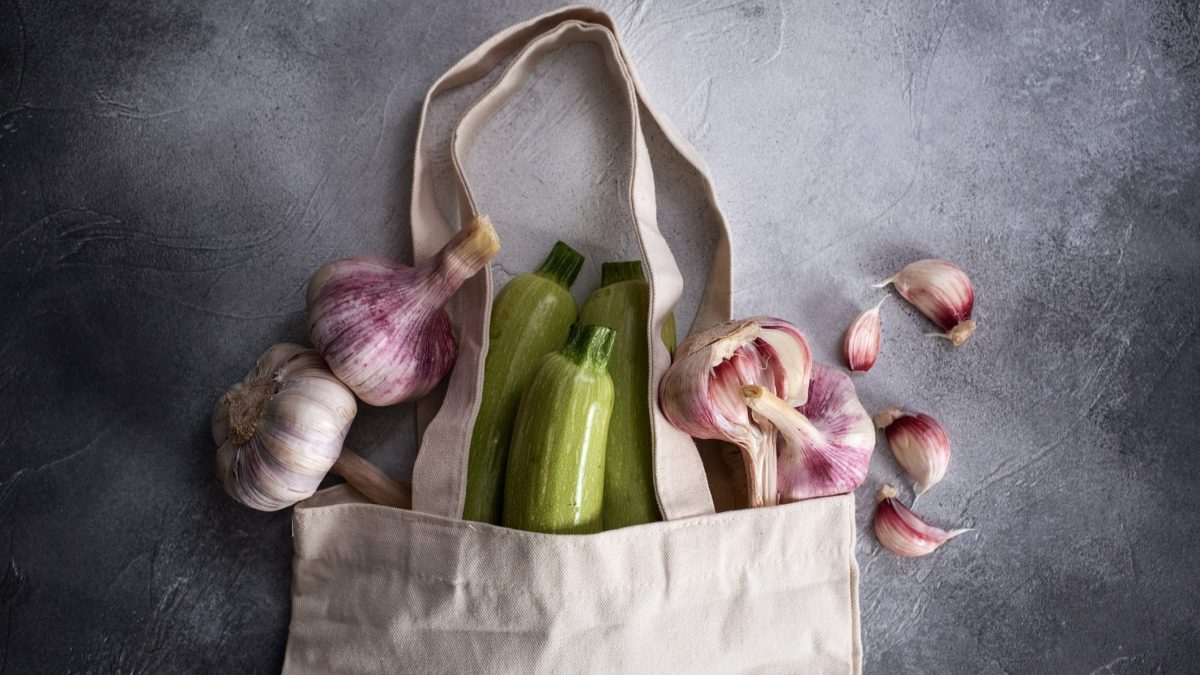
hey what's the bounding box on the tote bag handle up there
[409,6,733,522]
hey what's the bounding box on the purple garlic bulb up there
[307,215,500,406]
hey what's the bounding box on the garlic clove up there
[741,363,874,503]
[843,297,886,372]
[874,259,975,346]
[308,215,500,406]
[660,317,813,507]
[874,485,972,557]
[753,317,814,406]
[874,407,951,496]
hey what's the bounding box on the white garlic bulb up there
[212,343,357,511]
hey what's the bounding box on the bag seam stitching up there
[296,495,853,545]
[295,551,849,597]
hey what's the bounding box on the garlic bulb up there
[875,259,975,346]
[308,215,500,405]
[874,485,971,557]
[659,317,813,507]
[874,407,951,497]
[213,344,357,511]
[213,343,412,511]
[843,297,886,372]
[740,364,874,502]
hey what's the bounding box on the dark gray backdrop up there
[2,1,1198,672]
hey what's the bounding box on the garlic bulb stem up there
[431,215,503,292]
[332,449,412,509]
[742,385,821,447]
[743,423,779,508]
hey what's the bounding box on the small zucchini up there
[503,324,615,534]
[580,260,673,529]
[463,241,584,524]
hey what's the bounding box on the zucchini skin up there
[580,278,662,529]
[503,328,614,534]
[463,245,581,524]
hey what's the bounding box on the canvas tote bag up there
[283,6,862,673]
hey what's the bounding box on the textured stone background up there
[2,0,1199,672]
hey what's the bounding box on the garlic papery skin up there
[741,363,874,502]
[659,317,813,508]
[213,343,357,511]
[843,298,886,372]
[874,485,971,557]
[874,259,975,346]
[307,215,500,406]
[874,407,951,497]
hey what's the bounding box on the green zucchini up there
[463,241,584,524]
[580,260,674,529]
[502,324,615,534]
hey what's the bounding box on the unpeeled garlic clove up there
[874,485,971,557]
[874,259,975,346]
[874,407,951,496]
[659,317,813,507]
[741,364,874,502]
[843,297,886,372]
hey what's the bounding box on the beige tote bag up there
[283,6,862,673]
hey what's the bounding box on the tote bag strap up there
[409,6,733,521]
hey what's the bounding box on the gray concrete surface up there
[2,0,1198,672]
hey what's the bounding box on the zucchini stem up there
[535,241,585,288]
[600,260,644,286]
[560,324,616,370]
